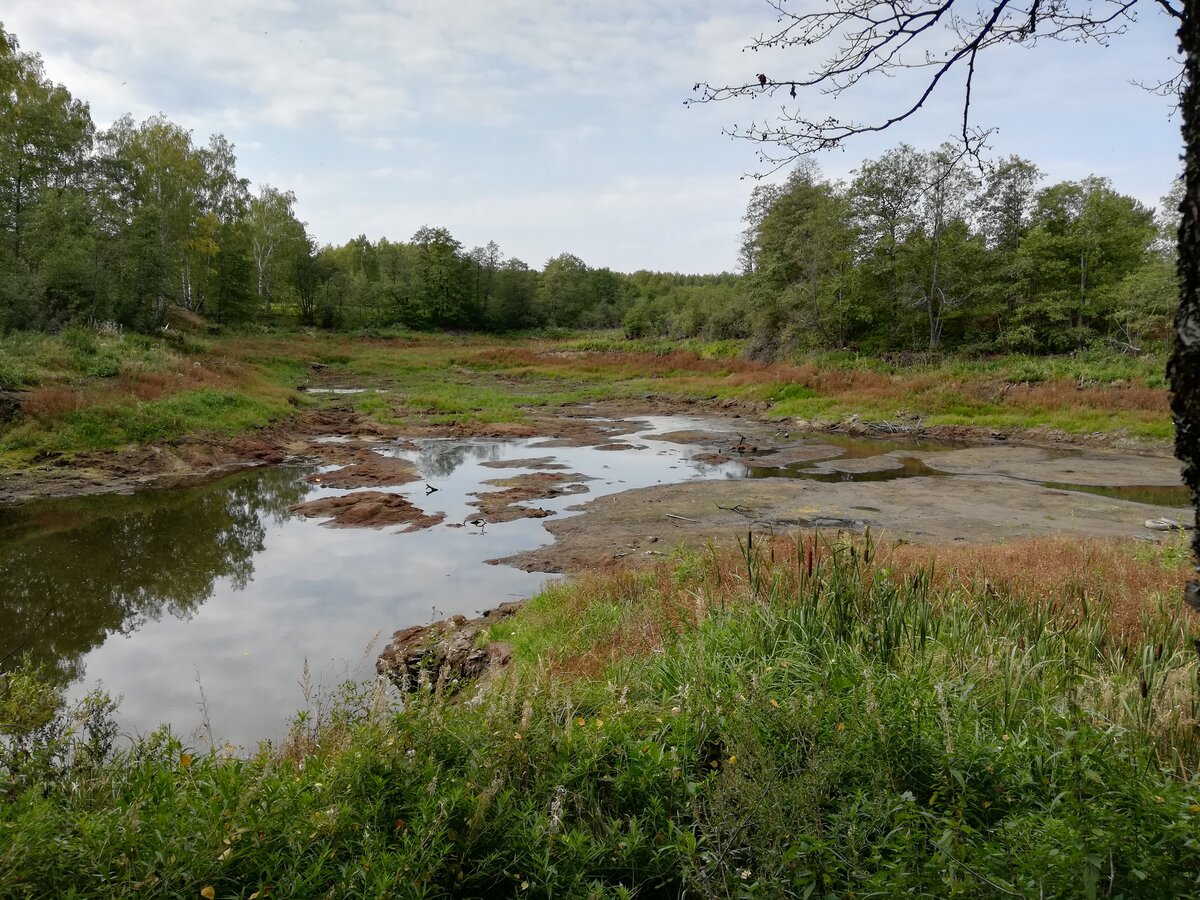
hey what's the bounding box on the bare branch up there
[689,0,1173,169]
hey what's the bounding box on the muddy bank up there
[0,408,404,505]
[0,388,1176,508]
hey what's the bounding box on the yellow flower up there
[180,753,193,769]
[835,722,846,732]
[576,717,586,726]
[769,699,780,709]
[200,888,215,900]
[727,755,738,766]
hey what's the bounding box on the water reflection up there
[0,417,1186,747]
[0,467,309,689]
[1040,482,1192,508]
[409,441,506,478]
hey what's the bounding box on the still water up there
[0,418,1186,747]
[0,427,745,747]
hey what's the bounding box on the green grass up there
[0,389,293,454]
[0,330,306,463]
[4,537,1198,897]
[0,329,1174,465]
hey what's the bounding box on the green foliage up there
[3,541,1198,896]
[736,146,1173,358]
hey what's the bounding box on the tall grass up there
[2,535,1197,897]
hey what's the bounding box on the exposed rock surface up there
[469,472,591,523]
[305,452,420,488]
[289,491,443,530]
[489,473,1188,574]
[376,602,522,691]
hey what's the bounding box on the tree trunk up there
[1170,0,1200,610]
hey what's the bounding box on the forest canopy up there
[0,23,1176,357]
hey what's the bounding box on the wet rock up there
[302,409,402,439]
[289,491,442,530]
[749,444,845,467]
[377,601,523,692]
[807,455,907,476]
[226,437,288,465]
[306,452,420,488]
[470,472,591,523]
[480,458,570,471]
[654,429,737,446]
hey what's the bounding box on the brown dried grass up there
[21,387,88,422]
[879,536,1190,638]
[1004,380,1167,414]
[535,535,1189,679]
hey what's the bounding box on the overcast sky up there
[4,1,1184,273]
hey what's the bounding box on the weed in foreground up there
[3,534,1199,897]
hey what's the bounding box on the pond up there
[0,416,1186,747]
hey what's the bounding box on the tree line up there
[1,24,1175,356]
[0,25,681,334]
[628,145,1176,356]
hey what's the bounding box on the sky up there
[3,0,1185,274]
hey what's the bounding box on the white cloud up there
[3,0,1184,271]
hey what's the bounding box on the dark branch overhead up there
[688,0,1179,170]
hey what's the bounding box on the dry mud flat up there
[491,442,1187,574]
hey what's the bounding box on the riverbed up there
[0,413,1185,747]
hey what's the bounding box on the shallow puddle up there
[1039,482,1192,508]
[0,415,1183,746]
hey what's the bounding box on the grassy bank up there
[248,331,1171,439]
[0,327,1173,471]
[3,534,1197,897]
[0,329,304,467]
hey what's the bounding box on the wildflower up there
[728,755,738,765]
[595,718,604,728]
[769,699,779,708]
[835,722,846,732]
[514,732,523,741]
[576,717,586,726]
[740,869,752,880]
[1189,804,1200,814]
